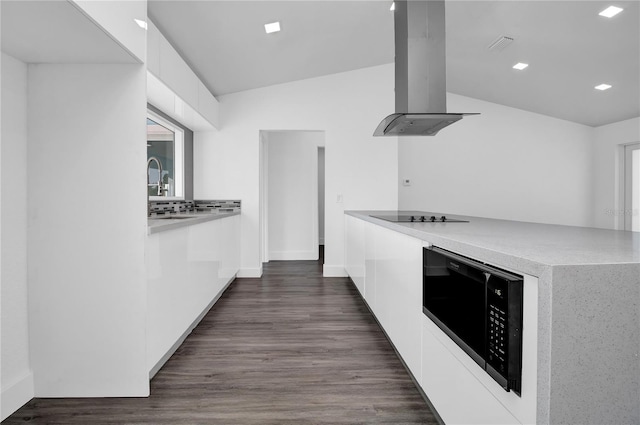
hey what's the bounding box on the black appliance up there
[423,246,523,395]
[372,212,469,223]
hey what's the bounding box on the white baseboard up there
[237,266,263,278]
[1,372,34,421]
[268,250,317,261]
[323,264,347,277]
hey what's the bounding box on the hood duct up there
[373,0,478,137]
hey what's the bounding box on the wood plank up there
[4,255,437,424]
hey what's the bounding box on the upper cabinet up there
[147,20,220,130]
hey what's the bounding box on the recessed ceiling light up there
[390,2,395,11]
[512,62,529,70]
[264,22,281,34]
[599,6,623,18]
[134,19,147,30]
[595,83,612,91]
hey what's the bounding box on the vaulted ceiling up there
[148,1,640,127]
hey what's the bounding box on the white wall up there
[399,93,594,227]
[1,53,33,420]
[592,117,640,229]
[266,131,323,261]
[27,64,148,397]
[194,64,398,277]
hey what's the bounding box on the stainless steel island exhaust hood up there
[373,0,478,137]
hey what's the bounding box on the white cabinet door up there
[147,216,241,373]
[219,215,240,288]
[364,221,377,308]
[345,215,365,296]
[421,316,521,425]
[147,18,219,129]
[158,36,199,110]
[374,225,423,378]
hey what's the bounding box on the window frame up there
[147,109,185,201]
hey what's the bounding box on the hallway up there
[5,256,437,424]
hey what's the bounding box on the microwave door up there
[423,249,487,368]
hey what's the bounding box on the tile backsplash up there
[149,200,241,215]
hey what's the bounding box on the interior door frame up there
[259,130,326,263]
[623,142,640,231]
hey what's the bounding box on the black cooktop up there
[372,212,469,223]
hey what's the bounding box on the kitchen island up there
[345,210,639,425]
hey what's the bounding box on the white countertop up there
[147,211,240,235]
[347,210,640,276]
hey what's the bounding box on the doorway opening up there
[259,130,326,265]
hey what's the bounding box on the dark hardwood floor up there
[4,248,437,424]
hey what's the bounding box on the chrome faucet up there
[147,156,163,216]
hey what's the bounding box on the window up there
[147,111,184,199]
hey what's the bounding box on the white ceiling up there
[149,0,639,127]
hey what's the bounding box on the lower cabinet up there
[146,215,240,376]
[421,316,520,424]
[344,214,536,425]
[370,223,423,380]
[345,215,423,381]
[344,215,365,296]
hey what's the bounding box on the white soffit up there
[1,0,137,64]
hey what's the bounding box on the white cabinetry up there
[344,217,422,379]
[371,224,423,379]
[159,35,199,108]
[146,215,240,376]
[421,315,520,424]
[344,215,365,296]
[147,20,219,129]
[364,220,376,306]
[344,214,538,425]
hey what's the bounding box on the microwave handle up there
[429,246,522,282]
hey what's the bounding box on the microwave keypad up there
[488,304,507,371]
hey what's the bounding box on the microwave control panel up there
[486,274,523,394]
[488,303,507,370]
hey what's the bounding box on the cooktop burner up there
[372,212,469,223]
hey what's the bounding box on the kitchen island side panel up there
[548,264,640,425]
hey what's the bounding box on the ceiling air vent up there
[487,36,514,52]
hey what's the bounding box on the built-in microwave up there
[423,246,524,395]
